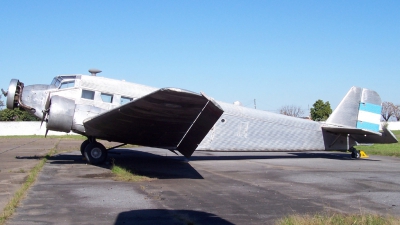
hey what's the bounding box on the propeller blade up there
[40,112,45,128]
[1,88,7,97]
[40,94,51,128]
[40,109,49,128]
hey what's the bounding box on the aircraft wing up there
[83,88,224,157]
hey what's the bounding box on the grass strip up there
[358,130,400,157]
[359,144,400,157]
[0,147,57,225]
[276,213,400,225]
[111,163,153,182]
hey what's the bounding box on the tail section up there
[323,87,397,148]
[326,87,381,133]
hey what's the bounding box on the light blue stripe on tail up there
[359,102,381,114]
[356,121,380,132]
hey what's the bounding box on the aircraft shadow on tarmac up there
[45,148,205,180]
[114,209,234,225]
[189,151,381,161]
[16,149,380,180]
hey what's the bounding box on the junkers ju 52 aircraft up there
[2,69,397,165]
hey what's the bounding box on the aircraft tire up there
[84,142,107,165]
[356,150,361,159]
[80,140,90,156]
[351,150,361,159]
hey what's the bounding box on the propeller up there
[40,94,51,135]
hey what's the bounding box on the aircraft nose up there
[3,79,37,114]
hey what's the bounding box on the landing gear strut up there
[80,138,108,165]
[349,147,361,159]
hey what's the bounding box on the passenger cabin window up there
[59,81,75,89]
[81,90,95,100]
[101,93,113,103]
[120,96,133,105]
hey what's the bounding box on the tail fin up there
[323,86,397,145]
[326,86,381,132]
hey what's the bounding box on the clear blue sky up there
[1,0,399,114]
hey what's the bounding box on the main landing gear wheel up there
[80,139,90,156]
[84,142,108,165]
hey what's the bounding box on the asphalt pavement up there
[1,138,400,224]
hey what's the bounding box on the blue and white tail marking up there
[356,102,381,132]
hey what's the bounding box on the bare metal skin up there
[3,69,397,165]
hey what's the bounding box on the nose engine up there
[4,79,35,112]
[6,79,22,109]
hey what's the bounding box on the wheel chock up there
[360,150,369,158]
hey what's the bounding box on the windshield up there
[51,77,61,87]
[59,80,75,89]
[50,75,77,88]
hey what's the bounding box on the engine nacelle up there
[46,96,75,133]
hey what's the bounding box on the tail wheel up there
[84,142,107,165]
[350,149,361,159]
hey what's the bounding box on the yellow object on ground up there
[360,150,369,158]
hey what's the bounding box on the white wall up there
[385,121,400,131]
[0,122,78,136]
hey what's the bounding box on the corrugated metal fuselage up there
[21,74,349,152]
[198,102,349,152]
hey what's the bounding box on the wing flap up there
[177,93,224,157]
[83,88,223,157]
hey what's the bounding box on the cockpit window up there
[101,93,113,103]
[51,78,61,87]
[51,75,77,88]
[120,96,133,105]
[81,90,95,100]
[59,81,75,89]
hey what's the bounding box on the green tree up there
[0,95,4,109]
[0,108,40,121]
[310,99,332,121]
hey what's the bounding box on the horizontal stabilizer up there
[322,125,381,136]
[352,126,398,144]
[322,125,397,144]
